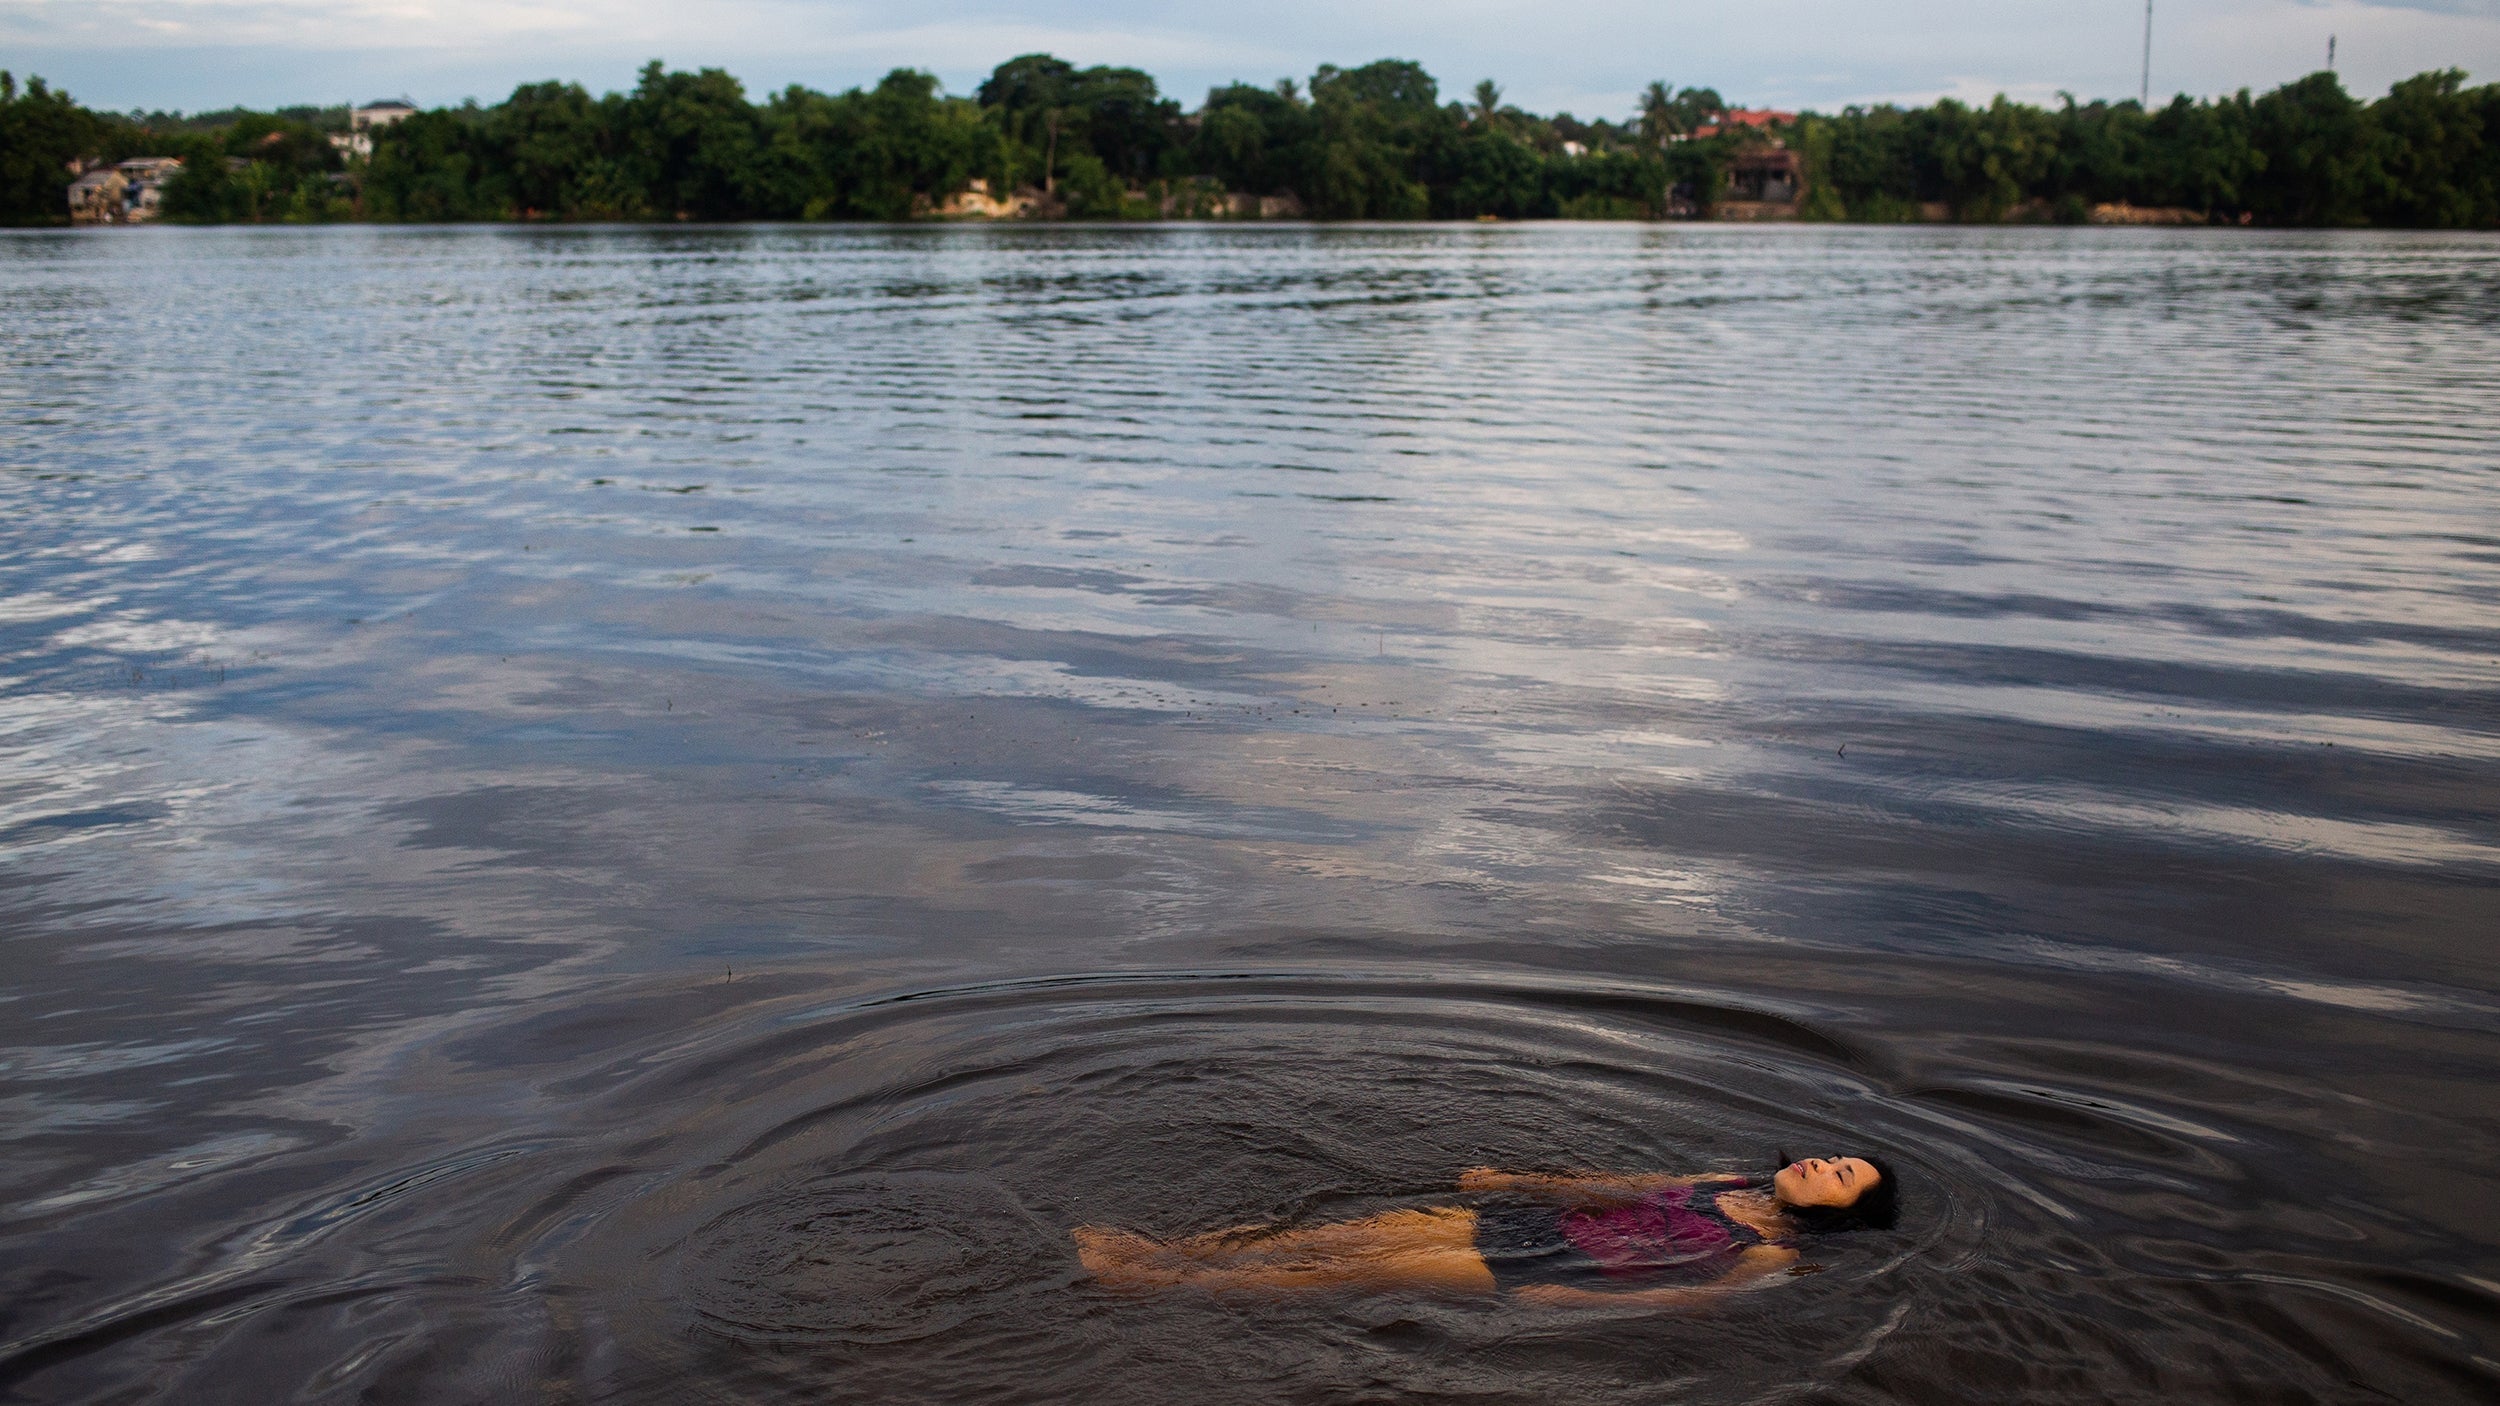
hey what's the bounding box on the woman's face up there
[1774,1155,1880,1208]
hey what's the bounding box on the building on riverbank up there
[931,178,1307,220]
[1689,108,1797,140]
[935,179,1039,218]
[1703,111,1804,220]
[67,158,184,224]
[2088,201,2212,224]
[1728,147,1802,205]
[332,99,417,159]
[353,99,416,127]
[67,167,125,224]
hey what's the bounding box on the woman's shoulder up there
[1705,1183,1791,1242]
[1627,1174,1753,1205]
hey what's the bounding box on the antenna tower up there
[2140,0,2153,107]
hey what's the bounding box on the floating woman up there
[1073,1154,1896,1306]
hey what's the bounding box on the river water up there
[2,224,2496,1403]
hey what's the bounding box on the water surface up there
[3,223,2497,1404]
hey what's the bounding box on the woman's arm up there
[1509,1245,1798,1309]
[1457,1167,1745,1198]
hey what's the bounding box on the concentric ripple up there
[467,972,1970,1405]
[676,1170,1069,1347]
[289,965,2473,1406]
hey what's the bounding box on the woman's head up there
[1771,1153,1898,1232]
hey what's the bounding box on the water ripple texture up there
[1,224,2495,1404]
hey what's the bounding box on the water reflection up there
[1,224,2496,1402]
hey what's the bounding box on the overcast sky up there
[7,0,2497,118]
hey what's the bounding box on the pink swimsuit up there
[1473,1176,1768,1291]
[1556,1181,1764,1280]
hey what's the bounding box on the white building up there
[333,99,418,158]
[352,99,417,130]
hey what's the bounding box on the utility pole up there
[2140,0,2153,107]
[2327,35,2337,73]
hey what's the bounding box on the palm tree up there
[1472,79,1502,129]
[1639,80,1676,145]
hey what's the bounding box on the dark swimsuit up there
[1474,1176,1769,1292]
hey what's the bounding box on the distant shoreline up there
[7,58,2493,230]
[30,214,2342,232]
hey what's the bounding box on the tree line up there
[3,58,2495,227]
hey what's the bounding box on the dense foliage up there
[1,72,103,225]
[1796,70,2500,224]
[4,58,2495,226]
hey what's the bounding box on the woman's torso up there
[1475,1178,1779,1291]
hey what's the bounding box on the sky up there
[6,0,2499,119]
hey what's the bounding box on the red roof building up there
[1691,108,1797,139]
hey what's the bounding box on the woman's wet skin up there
[1774,1157,1880,1208]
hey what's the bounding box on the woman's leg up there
[1075,1207,1497,1294]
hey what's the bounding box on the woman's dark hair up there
[1773,1151,1900,1234]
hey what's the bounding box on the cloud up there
[2313,0,2499,14]
[5,0,2497,115]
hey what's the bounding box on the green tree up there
[491,82,613,218]
[1193,81,1314,195]
[756,70,991,220]
[1638,81,1676,145]
[1303,59,1443,217]
[1548,148,1663,218]
[0,73,102,226]
[1065,66,1177,184]
[1471,79,1503,129]
[1663,135,1729,215]
[979,55,1176,194]
[1790,115,1847,219]
[2247,71,2373,225]
[1636,83,1724,143]
[1313,59,1439,113]
[2367,70,2491,227]
[1809,106,1919,219]
[362,108,501,220]
[837,69,991,219]
[1914,95,2056,219]
[618,62,766,219]
[1450,129,1541,215]
[979,54,1076,192]
[2044,95,2147,211]
[156,112,348,222]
